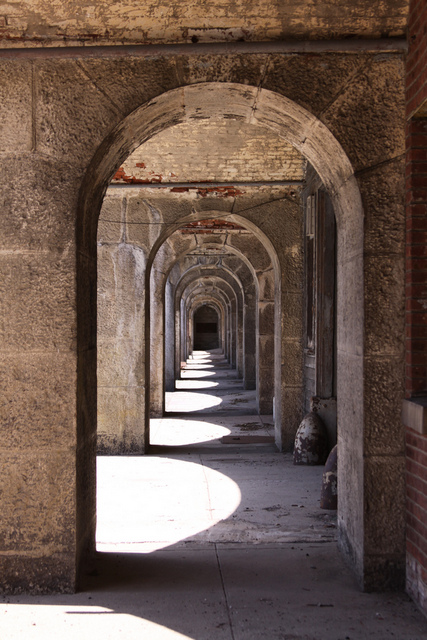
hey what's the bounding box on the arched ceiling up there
[113,120,305,185]
[107,117,303,268]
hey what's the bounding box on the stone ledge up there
[402,397,427,435]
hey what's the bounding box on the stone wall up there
[0,51,407,594]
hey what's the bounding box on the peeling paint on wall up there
[0,0,409,47]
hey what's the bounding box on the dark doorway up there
[193,305,220,350]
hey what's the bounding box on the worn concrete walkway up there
[1,350,426,639]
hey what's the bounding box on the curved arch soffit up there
[157,228,273,295]
[186,286,232,310]
[193,303,221,319]
[191,299,225,321]
[180,281,238,319]
[174,264,247,306]
[168,254,258,306]
[80,82,362,262]
[183,282,235,312]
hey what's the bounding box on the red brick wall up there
[406,430,427,610]
[406,0,427,120]
[406,0,427,615]
[406,118,427,397]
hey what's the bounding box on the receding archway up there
[144,213,281,429]
[79,82,367,588]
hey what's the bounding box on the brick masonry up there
[112,121,305,185]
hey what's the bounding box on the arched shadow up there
[4,446,422,640]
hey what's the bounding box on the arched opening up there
[79,82,367,588]
[193,304,221,350]
[192,303,221,351]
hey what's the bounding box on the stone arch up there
[147,216,277,421]
[170,262,245,379]
[176,263,249,371]
[192,301,222,345]
[179,274,239,370]
[173,261,258,398]
[77,82,364,586]
[188,296,227,353]
[147,213,282,424]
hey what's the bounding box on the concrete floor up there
[1,351,427,639]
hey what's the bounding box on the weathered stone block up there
[262,53,372,117]
[98,195,125,243]
[363,554,406,592]
[364,356,405,456]
[259,334,274,364]
[280,386,304,451]
[191,195,235,214]
[0,60,32,154]
[98,338,144,386]
[125,194,161,250]
[80,56,180,117]
[0,252,76,351]
[281,344,303,385]
[238,199,303,283]
[226,260,253,289]
[97,244,146,340]
[0,352,77,450]
[228,234,271,271]
[0,449,75,553]
[258,387,274,415]
[232,187,301,216]
[97,387,145,455]
[364,253,405,358]
[321,56,405,172]
[359,156,405,255]
[0,553,76,594]
[166,233,198,258]
[257,271,275,301]
[364,456,406,557]
[281,249,304,292]
[36,59,120,165]
[183,53,267,87]
[281,292,303,339]
[0,156,81,251]
[258,302,275,335]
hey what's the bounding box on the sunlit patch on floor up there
[96,456,241,553]
[150,418,231,445]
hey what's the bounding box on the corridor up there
[1,352,426,639]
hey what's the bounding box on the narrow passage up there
[91,351,426,639]
[2,350,424,640]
